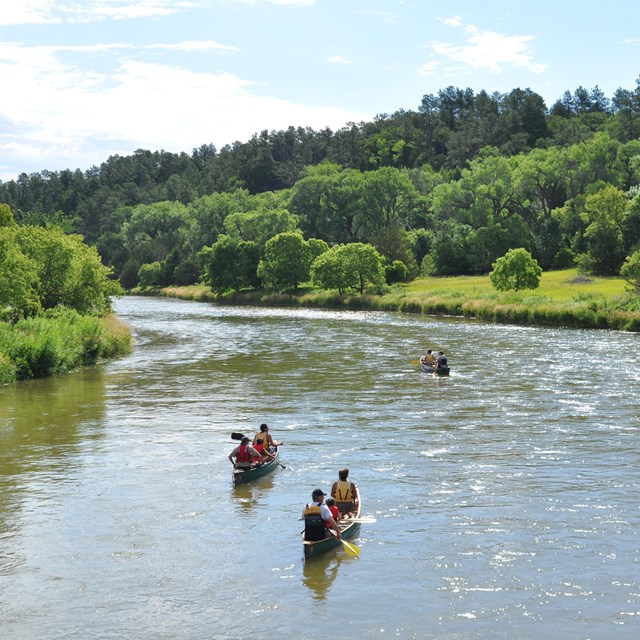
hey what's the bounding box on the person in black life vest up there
[228,437,262,468]
[436,351,447,368]
[302,489,341,542]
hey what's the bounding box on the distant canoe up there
[232,450,280,484]
[419,357,450,376]
[303,488,361,558]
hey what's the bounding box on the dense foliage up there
[1,80,640,294]
[0,205,129,383]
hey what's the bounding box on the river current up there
[1,296,639,639]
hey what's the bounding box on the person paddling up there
[228,437,262,468]
[253,423,282,452]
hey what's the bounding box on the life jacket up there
[236,445,251,463]
[304,503,327,541]
[334,480,356,513]
[334,480,353,501]
[328,505,339,521]
[252,443,264,462]
[254,432,271,450]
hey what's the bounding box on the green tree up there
[0,203,15,227]
[223,208,299,248]
[311,247,349,293]
[339,243,386,294]
[0,229,41,321]
[138,262,163,287]
[257,232,313,292]
[490,248,542,291]
[2,225,120,317]
[580,185,629,275]
[620,251,640,294]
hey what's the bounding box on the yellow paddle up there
[329,529,360,556]
[341,539,360,556]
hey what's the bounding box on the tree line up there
[1,80,640,296]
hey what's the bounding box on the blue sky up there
[1,0,639,181]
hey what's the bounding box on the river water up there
[1,296,639,639]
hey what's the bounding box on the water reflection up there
[231,475,276,513]
[302,551,345,601]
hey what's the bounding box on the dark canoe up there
[303,489,361,559]
[232,450,280,485]
[420,360,450,376]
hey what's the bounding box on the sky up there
[1,0,639,182]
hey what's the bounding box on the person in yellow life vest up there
[228,437,262,469]
[253,423,282,452]
[331,468,358,516]
[302,489,341,542]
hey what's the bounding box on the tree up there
[311,247,349,293]
[0,229,40,321]
[311,242,385,294]
[2,225,120,318]
[338,243,386,294]
[620,251,640,294]
[257,232,313,292]
[0,203,15,227]
[490,248,542,291]
[580,185,629,275]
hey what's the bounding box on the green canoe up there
[232,450,280,485]
[302,488,361,558]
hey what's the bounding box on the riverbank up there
[0,308,132,385]
[136,268,640,332]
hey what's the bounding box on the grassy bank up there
[137,269,640,333]
[0,308,132,385]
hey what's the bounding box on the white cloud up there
[429,18,547,75]
[0,0,195,25]
[419,60,439,75]
[328,55,352,65]
[0,44,367,178]
[0,0,61,25]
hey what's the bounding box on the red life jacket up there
[252,443,264,462]
[236,445,251,463]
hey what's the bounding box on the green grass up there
[406,269,627,302]
[153,269,640,332]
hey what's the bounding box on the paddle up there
[345,517,376,524]
[330,530,360,556]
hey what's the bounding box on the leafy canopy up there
[490,248,542,291]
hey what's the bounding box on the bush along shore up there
[134,269,640,333]
[0,308,132,385]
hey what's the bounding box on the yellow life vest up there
[335,480,353,501]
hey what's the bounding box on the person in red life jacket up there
[228,437,262,469]
[252,438,275,464]
[325,497,340,525]
[302,489,341,542]
[253,423,282,452]
[331,468,359,516]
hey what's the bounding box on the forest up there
[1,80,640,296]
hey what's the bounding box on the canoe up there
[232,450,280,484]
[420,361,450,376]
[303,488,361,558]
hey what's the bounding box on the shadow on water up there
[230,473,276,513]
[301,549,346,601]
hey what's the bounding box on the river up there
[1,296,639,639]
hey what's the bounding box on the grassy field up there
[147,269,640,332]
[406,269,627,302]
